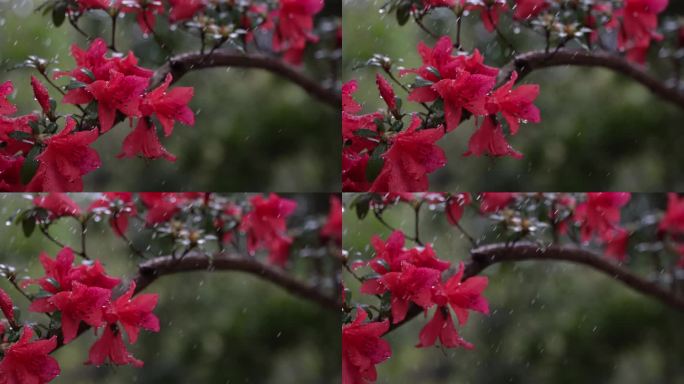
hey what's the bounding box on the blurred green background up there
[343,193,684,383]
[343,0,684,191]
[0,193,340,384]
[0,1,341,191]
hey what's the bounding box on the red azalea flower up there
[0,154,23,192]
[26,118,101,192]
[659,193,684,234]
[612,0,668,63]
[272,0,324,64]
[479,192,516,213]
[109,282,160,344]
[34,282,111,344]
[431,71,495,131]
[0,288,14,324]
[89,192,137,237]
[416,306,473,349]
[464,116,523,159]
[140,74,194,137]
[119,0,165,34]
[435,262,489,326]
[30,76,51,115]
[342,150,371,192]
[342,310,391,384]
[34,193,82,219]
[361,263,442,323]
[0,114,37,156]
[342,80,362,114]
[512,0,550,20]
[446,193,472,225]
[342,80,383,154]
[370,116,446,192]
[486,71,541,134]
[139,192,188,225]
[0,81,17,116]
[0,327,59,384]
[86,70,150,132]
[87,324,144,367]
[321,196,342,245]
[467,0,508,33]
[603,228,630,262]
[118,117,177,162]
[240,194,297,266]
[375,74,397,112]
[168,0,207,23]
[76,0,110,11]
[573,192,631,243]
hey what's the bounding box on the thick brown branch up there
[133,252,340,311]
[52,251,339,351]
[152,50,340,108]
[387,242,684,334]
[504,49,684,110]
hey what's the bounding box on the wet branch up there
[151,49,340,108]
[386,242,684,334]
[504,49,684,109]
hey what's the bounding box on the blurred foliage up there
[343,0,684,191]
[0,1,341,191]
[0,193,340,384]
[343,193,684,383]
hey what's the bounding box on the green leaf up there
[350,194,372,220]
[396,2,411,26]
[52,2,67,27]
[425,66,441,79]
[80,68,95,81]
[22,217,35,237]
[354,129,378,138]
[8,131,33,141]
[413,76,434,87]
[365,155,384,182]
[65,80,87,90]
[20,146,41,185]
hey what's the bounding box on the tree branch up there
[151,50,340,108]
[387,242,684,334]
[503,49,684,110]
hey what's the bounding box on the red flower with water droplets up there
[431,72,495,132]
[370,116,446,192]
[342,310,391,384]
[87,324,144,368]
[573,192,631,243]
[240,193,297,266]
[486,71,541,134]
[375,74,397,112]
[342,150,371,192]
[342,80,362,114]
[464,116,523,159]
[512,0,550,20]
[467,0,508,33]
[168,0,207,22]
[0,327,59,384]
[118,118,177,162]
[342,80,383,154]
[140,74,195,137]
[119,0,165,34]
[321,196,342,245]
[108,281,160,344]
[446,193,472,225]
[85,71,149,132]
[89,192,137,237]
[612,0,669,63]
[659,193,684,234]
[0,81,17,116]
[0,154,23,192]
[139,192,187,225]
[26,117,101,192]
[416,306,473,349]
[0,288,14,324]
[33,282,111,344]
[76,0,110,10]
[479,192,515,213]
[362,263,442,323]
[603,228,630,261]
[433,262,489,326]
[34,193,82,219]
[272,0,324,64]
[30,76,51,115]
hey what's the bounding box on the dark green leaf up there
[396,2,411,26]
[8,131,33,141]
[52,2,67,27]
[20,146,41,185]
[22,217,35,237]
[65,80,87,90]
[354,129,379,138]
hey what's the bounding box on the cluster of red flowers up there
[419,0,669,64]
[70,0,324,64]
[343,229,489,384]
[659,193,684,268]
[343,36,541,192]
[0,39,195,192]
[0,245,159,384]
